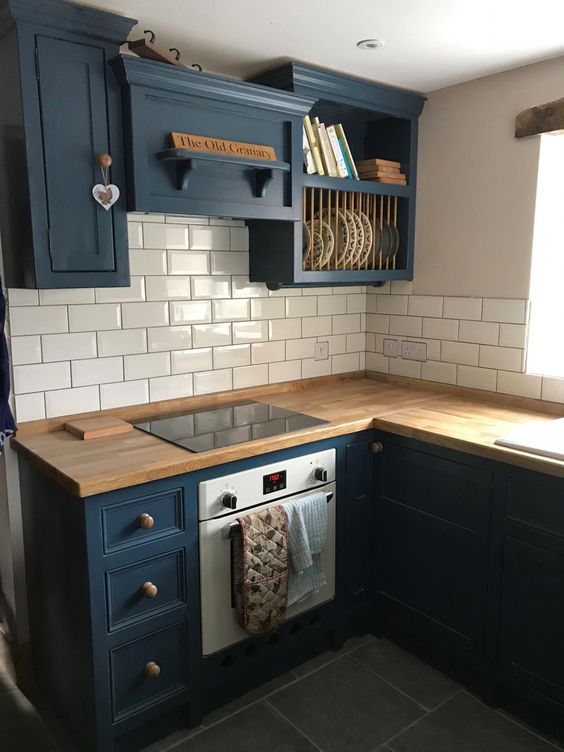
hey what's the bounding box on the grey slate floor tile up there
[387,691,559,752]
[351,637,460,710]
[268,655,425,752]
[175,701,319,751]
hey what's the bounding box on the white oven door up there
[199,482,336,656]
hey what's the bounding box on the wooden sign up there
[170,132,277,161]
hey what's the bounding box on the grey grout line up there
[372,687,466,752]
[263,698,324,752]
[492,705,564,751]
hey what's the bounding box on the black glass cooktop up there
[133,401,328,453]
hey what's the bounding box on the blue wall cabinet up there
[0,0,136,288]
[248,63,426,288]
[114,56,314,221]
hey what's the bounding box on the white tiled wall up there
[364,281,557,400]
[7,215,366,422]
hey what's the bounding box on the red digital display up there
[263,469,287,494]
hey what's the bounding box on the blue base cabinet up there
[0,0,135,288]
[18,429,564,749]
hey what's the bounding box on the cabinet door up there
[377,441,492,655]
[34,36,128,284]
[500,537,564,704]
[343,440,374,604]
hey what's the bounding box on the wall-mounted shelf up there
[156,148,290,197]
[302,173,412,198]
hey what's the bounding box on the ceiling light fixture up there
[356,39,385,50]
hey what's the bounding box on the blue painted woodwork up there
[18,427,564,750]
[247,63,426,288]
[0,0,136,289]
[114,56,314,221]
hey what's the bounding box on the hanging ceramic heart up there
[92,183,120,211]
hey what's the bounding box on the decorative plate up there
[321,208,350,267]
[345,210,364,267]
[302,222,325,270]
[357,211,374,267]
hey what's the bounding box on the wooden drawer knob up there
[137,513,154,529]
[96,152,112,168]
[370,441,384,454]
[144,661,161,680]
[141,581,158,598]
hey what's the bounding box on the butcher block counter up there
[11,373,564,497]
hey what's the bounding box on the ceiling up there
[82,0,564,92]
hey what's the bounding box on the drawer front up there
[110,622,188,721]
[506,477,564,539]
[106,549,186,632]
[102,487,184,555]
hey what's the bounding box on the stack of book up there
[303,116,359,179]
[356,159,407,185]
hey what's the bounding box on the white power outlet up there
[383,338,398,357]
[401,340,427,361]
[315,341,329,360]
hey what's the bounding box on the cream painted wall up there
[414,54,564,298]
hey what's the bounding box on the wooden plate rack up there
[302,187,401,272]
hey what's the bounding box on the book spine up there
[334,124,359,179]
[316,121,338,177]
[302,124,316,174]
[338,137,352,178]
[304,115,325,176]
[327,125,349,178]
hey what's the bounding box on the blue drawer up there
[110,621,188,721]
[101,487,184,555]
[105,549,186,632]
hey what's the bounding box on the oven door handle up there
[221,491,333,540]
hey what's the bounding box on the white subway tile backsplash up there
[124,352,170,381]
[421,360,457,385]
[149,374,193,402]
[443,297,482,321]
[479,345,523,372]
[69,304,120,332]
[213,345,250,369]
[301,316,331,337]
[191,275,231,300]
[45,386,100,418]
[457,365,497,392]
[72,357,123,387]
[168,250,209,275]
[390,281,412,295]
[98,329,147,357]
[366,352,389,373]
[211,252,248,275]
[251,298,285,320]
[302,357,332,379]
[497,371,542,399]
[13,361,70,394]
[122,302,168,329]
[147,326,191,353]
[128,221,143,249]
[499,324,527,349]
[346,294,366,314]
[251,340,285,364]
[8,289,39,307]
[171,348,213,374]
[365,314,389,334]
[213,299,250,322]
[318,296,346,316]
[332,352,360,374]
[441,340,479,366]
[269,360,301,384]
[422,318,459,341]
[482,298,527,324]
[42,332,97,363]
[376,295,408,315]
[389,358,421,379]
[230,227,249,251]
[94,277,145,304]
[285,338,315,360]
[233,320,269,344]
[145,276,191,301]
[232,276,268,298]
[192,323,231,348]
[333,314,361,335]
[15,392,45,422]
[389,315,422,337]
[324,335,347,355]
[193,368,232,395]
[100,379,149,409]
[541,377,564,404]
[11,336,42,365]
[11,306,68,336]
[170,300,211,325]
[144,223,189,249]
[189,225,229,250]
[40,288,95,305]
[408,296,443,318]
[233,364,268,389]
[269,318,301,340]
[129,249,167,276]
[459,320,499,345]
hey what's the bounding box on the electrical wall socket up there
[314,341,329,360]
[383,338,398,357]
[401,340,427,361]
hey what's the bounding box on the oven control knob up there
[314,467,328,482]
[221,492,238,510]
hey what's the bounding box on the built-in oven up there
[198,449,336,656]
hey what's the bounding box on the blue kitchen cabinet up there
[0,0,135,288]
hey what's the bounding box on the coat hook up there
[191,63,203,71]
[144,29,156,44]
[169,48,181,61]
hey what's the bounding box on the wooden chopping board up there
[64,416,134,440]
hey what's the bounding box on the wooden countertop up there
[12,375,564,497]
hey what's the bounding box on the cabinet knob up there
[96,153,113,168]
[141,581,158,598]
[370,441,384,454]
[137,513,155,530]
[144,661,161,680]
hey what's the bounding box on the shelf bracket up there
[255,167,275,198]
[176,159,196,191]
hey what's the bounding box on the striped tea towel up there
[283,492,327,606]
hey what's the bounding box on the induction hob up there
[133,401,328,453]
